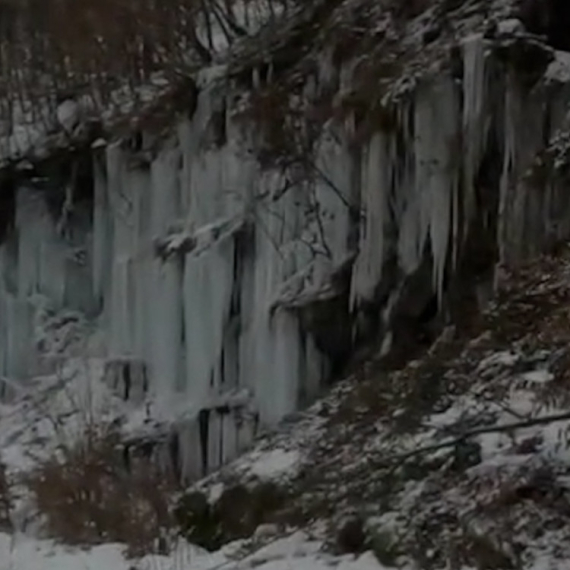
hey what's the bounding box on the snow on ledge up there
[546,50,570,84]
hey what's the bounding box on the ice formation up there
[0,33,569,481]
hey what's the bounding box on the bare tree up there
[0,0,296,137]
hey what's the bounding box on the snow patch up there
[245,449,301,480]
[546,51,570,84]
[521,370,554,384]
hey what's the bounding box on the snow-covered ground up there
[0,531,389,570]
[1,0,570,567]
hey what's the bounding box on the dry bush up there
[25,425,177,558]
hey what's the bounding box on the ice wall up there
[0,33,569,480]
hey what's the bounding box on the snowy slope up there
[3,245,570,568]
[183,246,570,570]
[2,0,570,568]
[0,530,388,570]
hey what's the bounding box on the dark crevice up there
[122,363,131,401]
[140,441,154,461]
[418,295,438,325]
[220,346,226,386]
[122,444,131,474]
[220,230,248,391]
[230,234,243,320]
[25,150,95,227]
[169,432,181,482]
[74,151,95,211]
[0,172,16,245]
[178,254,186,393]
[521,0,570,52]
[142,367,149,394]
[2,230,18,295]
[298,324,308,406]
[297,261,354,382]
[386,249,441,365]
[219,415,224,467]
[127,130,144,153]
[211,100,227,148]
[198,408,210,477]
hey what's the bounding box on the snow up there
[0,534,226,570]
[476,350,519,371]
[520,370,554,385]
[0,531,391,570]
[0,535,126,570]
[55,100,80,134]
[497,18,524,36]
[0,0,567,484]
[0,358,118,473]
[245,449,300,480]
[546,50,570,84]
[1,1,570,567]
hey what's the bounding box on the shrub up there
[25,425,176,558]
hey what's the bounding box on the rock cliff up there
[0,0,570,483]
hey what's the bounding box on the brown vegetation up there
[0,0,294,122]
[25,425,177,557]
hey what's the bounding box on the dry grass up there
[25,425,177,558]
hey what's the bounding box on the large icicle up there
[350,131,392,307]
[413,77,459,302]
[462,33,489,243]
[5,32,570,483]
[147,143,184,397]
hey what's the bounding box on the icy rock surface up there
[0,17,570,481]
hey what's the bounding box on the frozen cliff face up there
[0,23,569,481]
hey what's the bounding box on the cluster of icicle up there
[0,31,567,479]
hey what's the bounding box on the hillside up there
[3,231,570,569]
[1,0,570,568]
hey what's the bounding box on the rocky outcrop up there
[0,0,570,482]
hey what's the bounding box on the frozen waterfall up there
[0,33,569,480]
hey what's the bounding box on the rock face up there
[0,1,570,481]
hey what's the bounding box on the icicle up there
[497,71,518,268]
[397,97,423,275]
[182,237,236,405]
[413,77,459,303]
[350,132,391,307]
[462,33,488,244]
[92,153,110,303]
